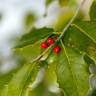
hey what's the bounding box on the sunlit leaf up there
[64,21,96,63]
[56,42,90,96]
[14,40,42,63]
[6,62,39,96]
[0,85,8,96]
[54,12,74,31]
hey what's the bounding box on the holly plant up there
[0,0,96,96]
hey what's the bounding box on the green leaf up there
[0,64,24,93]
[25,12,36,28]
[0,73,13,90]
[58,0,77,7]
[16,27,54,48]
[0,85,8,96]
[54,11,74,31]
[6,62,39,96]
[56,42,90,96]
[64,21,96,63]
[89,1,96,20]
[14,39,43,63]
[89,75,96,96]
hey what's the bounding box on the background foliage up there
[0,0,96,96]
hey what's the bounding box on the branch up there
[30,0,86,64]
[30,45,53,63]
[57,0,86,41]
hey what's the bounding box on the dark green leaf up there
[0,73,13,90]
[56,42,90,96]
[64,21,96,63]
[59,0,69,6]
[16,27,54,48]
[89,1,96,20]
[14,40,42,63]
[84,55,95,65]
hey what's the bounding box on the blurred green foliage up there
[0,0,96,96]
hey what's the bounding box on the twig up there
[30,0,86,64]
[30,45,53,63]
[57,0,86,41]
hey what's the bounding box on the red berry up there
[41,42,48,49]
[47,37,54,45]
[53,45,60,54]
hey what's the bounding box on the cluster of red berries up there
[41,37,61,54]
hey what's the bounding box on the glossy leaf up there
[56,42,90,96]
[16,27,54,48]
[64,21,96,63]
[14,40,42,63]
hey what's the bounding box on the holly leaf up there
[89,1,96,20]
[2,62,39,96]
[14,40,42,63]
[16,27,54,48]
[56,42,90,96]
[14,39,52,64]
[64,21,96,63]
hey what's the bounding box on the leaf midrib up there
[61,40,80,96]
[19,63,36,96]
[71,24,96,44]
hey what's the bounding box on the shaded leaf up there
[59,0,77,7]
[0,85,8,96]
[89,1,96,20]
[6,62,39,96]
[0,74,13,90]
[0,64,24,92]
[16,27,54,48]
[14,40,42,63]
[14,39,52,63]
[59,0,69,6]
[56,42,90,96]
[64,21,96,63]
